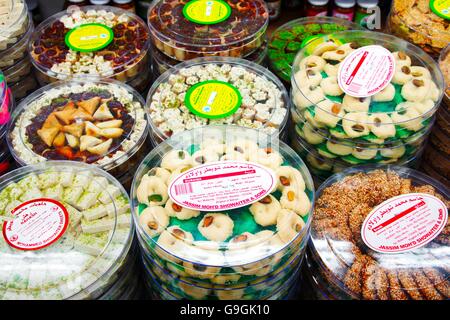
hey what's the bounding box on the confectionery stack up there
[28,5,151,93]
[421,45,450,187]
[145,57,290,145]
[0,71,14,176]
[6,79,150,190]
[0,161,139,299]
[131,126,314,299]
[289,30,444,183]
[305,166,449,300]
[147,0,270,76]
[268,16,362,85]
[0,0,37,101]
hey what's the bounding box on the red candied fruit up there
[34,46,44,54]
[128,20,137,27]
[115,31,124,38]
[46,49,57,57]
[103,53,115,61]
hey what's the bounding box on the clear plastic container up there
[0,161,134,300]
[0,79,13,138]
[269,16,362,83]
[291,30,444,145]
[146,57,289,144]
[309,165,449,300]
[29,5,151,87]
[151,38,269,77]
[2,56,33,85]
[0,1,29,54]
[387,0,450,58]
[7,79,149,180]
[0,12,33,71]
[131,125,314,284]
[7,72,38,102]
[291,132,425,182]
[147,0,269,61]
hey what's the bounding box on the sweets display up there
[7,79,149,182]
[29,5,150,88]
[308,166,449,300]
[0,161,135,299]
[147,0,269,61]
[131,125,314,299]
[268,17,362,83]
[146,57,289,144]
[151,39,269,77]
[387,0,450,58]
[291,31,444,145]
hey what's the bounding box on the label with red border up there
[361,193,448,254]
[338,45,395,98]
[168,161,276,211]
[2,198,69,251]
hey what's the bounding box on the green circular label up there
[430,0,450,20]
[185,80,242,119]
[183,0,231,25]
[65,23,114,52]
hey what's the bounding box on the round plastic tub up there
[387,0,450,58]
[0,161,134,300]
[291,130,425,183]
[147,0,268,61]
[2,56,33,85]
[146,57,289,144]
[0,1,30,59]
[291,30,444,146]
[7,79,149,181]
[151,38,269,77]
[29,5,151,87]
[131,125,314,290]
[309,165,449,300]
[269,16,362,84]
[7,72,38,102]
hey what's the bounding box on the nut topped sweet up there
[310,166,449,300]
[29,5,150,83]
[147,57,289,142]
[8,79,147,170]
[148,0,269,61]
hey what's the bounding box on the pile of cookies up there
[306,167,449,300]
[131,126,314,300]
[289,30,444,182]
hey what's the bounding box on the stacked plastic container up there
[421,45,450,187]
[0,0,37,101]
[0,71,14,176]
[305,165,449,300]
[147,0,270,76]
[28,5,151,93]
[0,161,136,300]
[146,57,290,145]
[289,30,444,183]
[6,79,149,190]
[131,126,314,300]
[268,17,362,85]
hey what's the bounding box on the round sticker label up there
[65,23,114,52]
[338,45,395,98]
[183,0,232,25]
[361,193,448,254]
[168,161,276,211]
[2,198,69,251]
[185,80,242,119]
[430,0,450,20]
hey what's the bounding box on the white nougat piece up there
[38,172,60,189]
[59,170,75,187]
[73,172,92,188]
[75,192,98,211]
[63,187,84,207]
[19,188,43,202]
[64,203,82,228]
[98,185,121,204]
[81,214,130,234]
[44,184,64,201]
[83,204,107,221]
[17,174,39,190]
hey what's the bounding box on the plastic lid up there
[268,16,362,83]
[147,0,268,54]
[29,5,150,80]
[310,165,449,300]
[291,31,444,128]
[0,161,133,300]
[334,0,356,8]
[7,79,148,172]
[308,0,329,5]
[146,57,289,142]
[131,125,314,268]
[356,0,378,8]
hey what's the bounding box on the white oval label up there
[2,198,69,251]
[338,45,395,98]
[168,161,276,211]
[361,193,448,254]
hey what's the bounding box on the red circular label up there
[338,45,395,98]
[361,193,448,254]
[2,198,69,251]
